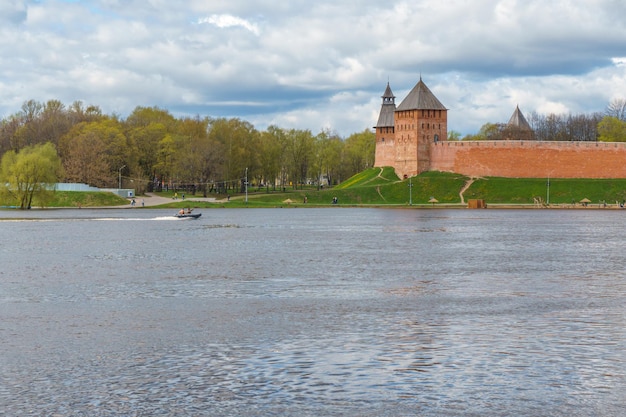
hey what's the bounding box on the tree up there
[322,135,343,186]
[597,116,626,142]
[13,100,44,149]
[311,130,332,190]
[606,98,626,121]
[61,130,110,187]
[285,129,314,189]
[59,119,135,187]
[154,134,177,188]
[39,100,72,146]
[0,114,23,154]
[128,122,168,180]
[343,129,376,177]
[258,125,285,191]
[0,142,64,209]
[527,111,600,141]
[448,130,462,141]
[208,118,259,190]
[463,123,501,140]
[176,116,222,196]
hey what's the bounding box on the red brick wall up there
[430,141,626,178]
[374,110,448,178]
[375,127,396,172]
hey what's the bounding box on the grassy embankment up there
[153,168,626,208]
[1,191,128,209]
[4,168,626,208]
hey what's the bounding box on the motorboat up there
[174,211,201,219]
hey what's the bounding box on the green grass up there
[1,191,128,208]
[52,191,129,207]
[5,171,626,209]
[334,167,400,189]
[465,177,626,205]
[158,170,469,208]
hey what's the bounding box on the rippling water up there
[1,208,625,416]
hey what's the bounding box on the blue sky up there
[1,0,625,136]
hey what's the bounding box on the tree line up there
[0,100,376,196]
[454,98,626,142]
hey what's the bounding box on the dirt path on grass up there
[459,178,477,204]
[116,193,220,208]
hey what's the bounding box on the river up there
[1,208,625,416]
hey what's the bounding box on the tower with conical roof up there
[374,82,397,170]
[503,105,534,140]
[374,77,447,177]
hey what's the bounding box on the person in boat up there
[178,208,185,215]
[186,208,193,214]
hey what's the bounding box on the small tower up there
[503,105,534,140]
[374,82,397,169]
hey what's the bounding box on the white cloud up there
[612,57,626,66]
[198,14,260,36]
[1,0,625,136]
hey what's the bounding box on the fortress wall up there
[430,141,626,178]
[374,137,397,171]
[375,137,421,178]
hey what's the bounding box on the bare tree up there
[606,98,626,121]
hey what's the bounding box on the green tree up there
[323,135,343,186]
[128,122,168,180]
[258,125,285,191]
[285,129,314,189]
[311,129,343,189]
[0,142,64,209]
[479,123,502,140]
[343,129,376,178]
[123,107,179,191]
[208,118,259,190]
[597,116,626,142]
[154,134,177,187]
[448,130,462,141]
[176,116,222,195]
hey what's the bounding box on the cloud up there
[0,0,28,25]
[1,0,625,137]
[198,14,260,36]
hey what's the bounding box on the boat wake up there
[94,216,181,221]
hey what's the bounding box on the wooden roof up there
[375,82,396,128]
[507,105,532,130]
[396,78,446,111]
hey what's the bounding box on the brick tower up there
[374,77,448,178]
[373,82,396,172]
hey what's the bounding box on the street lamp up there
[118,165,126,190]
[546,176,550,206]
[245,167,248,204]
[408,177,413,206]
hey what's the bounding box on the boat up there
[174,212,202,219]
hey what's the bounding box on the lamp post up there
[546,177,550,206]
[245,167,248,204]
[408,177,413,206]
[118,165,126,190]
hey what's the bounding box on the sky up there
[1,0,625,137]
